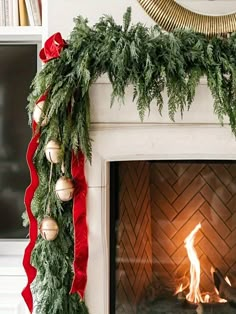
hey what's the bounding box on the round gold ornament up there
[44,140,61,163]
[33,101,47,126]
[55,176,74,201]
[39,216,59,241]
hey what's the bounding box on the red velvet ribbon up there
[39,32,67,63]
[22,93,47,312]
[70,151,88,299]
[22,121,40,313]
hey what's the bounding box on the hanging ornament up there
[39,216,59,241]
[33,100,47,126]
[44,140,61,163]
[55,176,74,201]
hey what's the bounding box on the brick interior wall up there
[150,162,236,294]
[116,161,153,314]
[115,161,236,312]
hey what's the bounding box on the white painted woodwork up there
[0,26,42,42]
[0,13,42,314]
[85,91,236,314]
[0,242,29,313]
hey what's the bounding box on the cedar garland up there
[28,8,236,162]
[23,7,236,313]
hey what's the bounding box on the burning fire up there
[175,283,183,295]
[184,223,203,303]
[225,276,231,286]
[204,294,210,303]
[175,223,231,304]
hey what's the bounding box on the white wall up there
[43,0,236,41]
[43,0,154,41]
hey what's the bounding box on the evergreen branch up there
[123,6,132,32]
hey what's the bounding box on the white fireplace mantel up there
[85,79,236,314]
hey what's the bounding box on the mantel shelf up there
[0,26,42,42]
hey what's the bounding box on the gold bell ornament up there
[32,100,47,126]
[55,176,74,201]
[39,216,59,241]
[44,140,61,163]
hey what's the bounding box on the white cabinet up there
[0,242,29,313]
[0,26,41,41]
[0,277,28,314]
[0,5,43,313]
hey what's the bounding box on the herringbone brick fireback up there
[116,161,236,313]
[150,162,236,294]
[116,161,153,314]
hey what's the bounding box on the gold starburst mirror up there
[137,0,236,35]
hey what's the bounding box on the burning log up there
[212,268,236,307]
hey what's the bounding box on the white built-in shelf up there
[0,26,42,42]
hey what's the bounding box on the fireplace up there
[110,161,236,313]
[84,80,236,314]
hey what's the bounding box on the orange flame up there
[225,276,231,286]
[204,294,210,303]
[175,283,183,294]
[175,225,230,303]
[184,223,203,303]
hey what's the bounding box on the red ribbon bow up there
[39,32,67,63]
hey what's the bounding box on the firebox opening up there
[110,161,236,314]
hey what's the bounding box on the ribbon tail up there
[70,151,88,299]
[22,128,39,313]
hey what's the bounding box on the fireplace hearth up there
[110,161,236,314]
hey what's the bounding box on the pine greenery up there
[24,7,236,313]
[28,9,236,160]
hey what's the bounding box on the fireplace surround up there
[84,78,236,314]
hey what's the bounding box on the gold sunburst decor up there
[137,0,236,36]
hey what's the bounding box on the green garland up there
[28,8,236,161]
[24,7,236,313]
